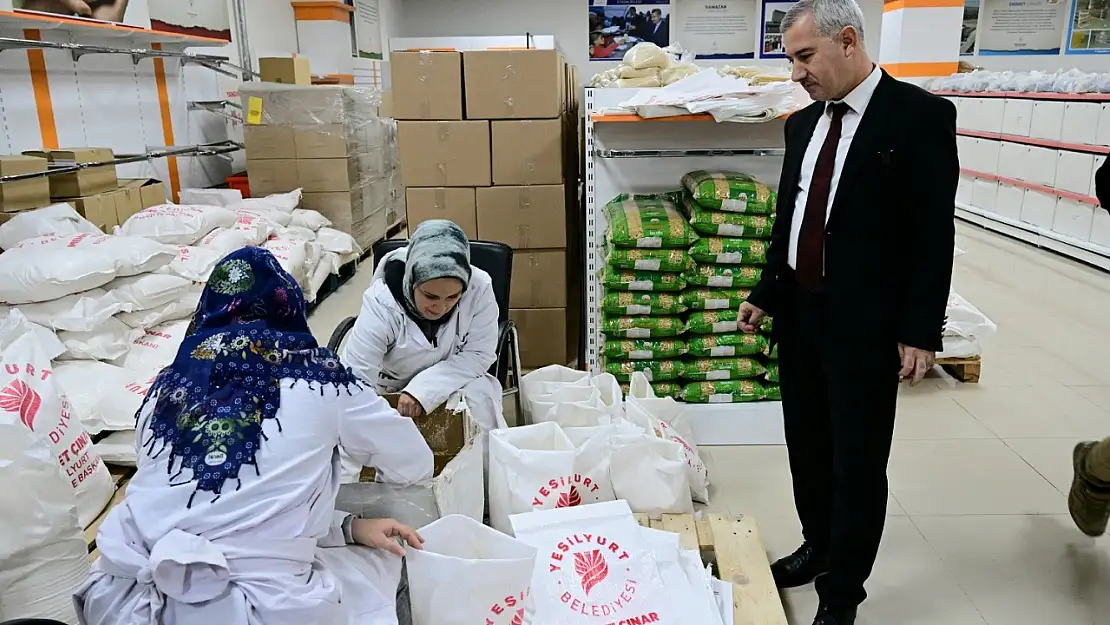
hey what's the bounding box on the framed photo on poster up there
[1068,0,1110,54]
[148,0,232,42]
[760,0,798,59]
[10,0,148,27]
[588,0,673,62]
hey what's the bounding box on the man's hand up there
[737,301,766,334]
[397,392,425,418]
[898,344,935,385]
[351,518,424,557]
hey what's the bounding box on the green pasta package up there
[686,200,775,237]
[688,333,769,358]
[685,309,742,335]
[685,263,762,288]
[681,170,777,214]
[606,248,692,272]
[604,195,700,249]
[681,379,766,403]
[764,384,781,401]
[681,357,766,381]
[689,237,769,265]
[601,315,685,338]
[603,339,688,360]
[620,382,683,399]
[760,315,773,333]
[766,343,779,360]
[681,288,752,311]
[601,292,688,316]
[603,359,683,382]
[766,361,780,383]
[602,268,687,292]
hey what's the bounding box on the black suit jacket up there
[747,70,958,354]
[646,21,669,48]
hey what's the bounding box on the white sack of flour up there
[57,318,142,361]
[406,515,536,625]
[0,288,130,332]
[156,245,222,282]
[509,500,677,625]
[118,204,237,245]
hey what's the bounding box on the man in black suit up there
[736,1,958,623]
[643,9,669,48]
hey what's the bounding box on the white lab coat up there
[74,381,434,625]
[342,248,506,434]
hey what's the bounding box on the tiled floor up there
[308,223,1110,625]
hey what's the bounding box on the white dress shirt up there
[787,65,883,270]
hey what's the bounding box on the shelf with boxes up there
[241,83,404,252]
[391,47,582,371]
[586,87,787,446]
[942,90,1110,270]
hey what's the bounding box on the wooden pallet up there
[308,217,407,312]
[634,513,788,625]
[937,356,981,383]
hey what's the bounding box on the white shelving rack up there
[584,87,788,445]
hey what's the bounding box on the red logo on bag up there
[509,608,524,625]
[485,590,528,625]
[532,475,601,508]
[0,380,42,429]
[548,533,646,619]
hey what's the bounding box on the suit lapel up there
[828,71,894,220]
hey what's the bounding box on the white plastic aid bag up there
[406,515,536,625]
[117,286,200,329]
[432,437,485,523]
[105,273,193,312]
[626,381,710,504]
[640,528,717,625]
[54,361,154,434]
[157,245,222,282]
[562,422,642,449]
[0,288,130,332]
[10,233,176,277]
[118,204,238,245]
[236,189,301,213]
[0,408,91,623]
[0,242,120,304]
[0,202,100,250]
[509,500,676,625]
[57,317,142,361]
[628,372,657,400]
[532,386,610,428]
[291,209,332,231]
[611,435,693,515]
[120,320,190,371]
[677,550,725,625]
[521,365,590,412]
[488,422,614,534]
[317,227,360,255]
[590,373,624,419]
[0,311,114,528]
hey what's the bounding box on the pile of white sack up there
[940,291,997,360]
[0,189,362,469]
[590,42,702,88]
[491,367,709,532]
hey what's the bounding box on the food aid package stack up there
[406,515,537,625]
[679,170,777,403]
[488,422,616,534]
[625,372,710,504]
[601,194,699,400]
[0,311,114,528]
[510,500,706,625]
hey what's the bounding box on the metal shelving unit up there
[585,87,788,446]
[0,141,242,183]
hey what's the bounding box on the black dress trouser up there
[776,275,900,609]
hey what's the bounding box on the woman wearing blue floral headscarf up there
[75,247,434,625]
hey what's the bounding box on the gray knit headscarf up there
[402,220,471,317]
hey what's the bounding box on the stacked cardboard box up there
[240,83,402,250]
[0,148,167,231]
[393,49,581,369]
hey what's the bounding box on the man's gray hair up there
[781,0,867,44]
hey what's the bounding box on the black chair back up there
[1,620,73,625]
[370,239,513,325]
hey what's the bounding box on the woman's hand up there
[397,392,426,418]
[351,518,424,556]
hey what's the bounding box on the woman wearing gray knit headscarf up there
[341,220,505,477]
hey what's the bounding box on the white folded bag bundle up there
[118,204,238,245]
[0,202,101,251]
[488,422,614,534]
[406,515,536,625]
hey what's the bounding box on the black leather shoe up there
[813,605,857,625]
[770,543,829,588]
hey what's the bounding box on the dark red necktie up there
[796,102,849,292]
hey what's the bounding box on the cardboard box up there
[259,56,312,85]
[510,308,568,368]
[0,155,51,212]
[119,178,167,210]
[247,159,299,196]
[244,125,296,159]
[464,50,565,119]
[492,119,564,185]
[476,185,566,248]
[297,158,358,193]
[397,121,491,187]
[405,187,477,239]
[511,250,566,308]
[66,190,122,231]
[390,51,464,120]
[294,125,350,159]
[24,148,117,198]
[113,185,144,225]
[239,84,356,126]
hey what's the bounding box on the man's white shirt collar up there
[827,64,881,116]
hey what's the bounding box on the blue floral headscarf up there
[140,247,359,507]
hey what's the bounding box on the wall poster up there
[588,0,673,61]
[977,0,1067,54]
[1068,0,1110,53]
[674,0,757,59]
[961,0,980,55]
[11,0,147,27]
[759,0,798,58]
[354,0,383,59]
[148,0,232,41]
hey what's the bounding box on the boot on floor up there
[1069,441,1110,537]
